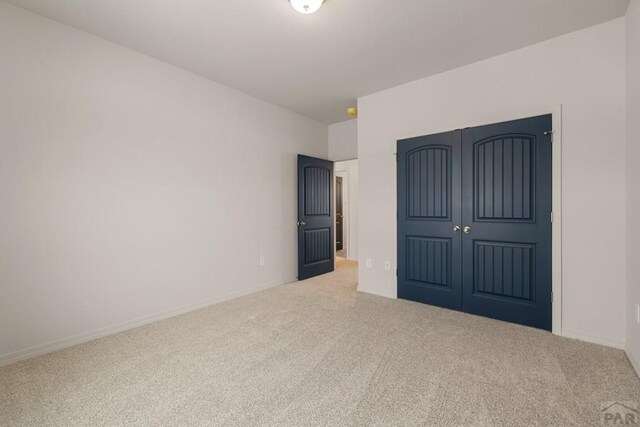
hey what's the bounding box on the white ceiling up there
[4,0,630,124]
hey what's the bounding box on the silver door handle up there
[453,226,461,233]
[297,221,306,226]
[463,226,471,234]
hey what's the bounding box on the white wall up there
[335,160,358,260]
[328,119,358,161]
[626,0,640,374]
[358,19,627,347]
[0,2,327,365]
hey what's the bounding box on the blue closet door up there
[461,115,552,330]
[397,115,553,331]
[397,130,463,310]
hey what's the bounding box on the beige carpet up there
[1,259,639,426]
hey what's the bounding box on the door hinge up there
[551,292,554,303]
[550,211,554,223]
[396,269,398,277]
[544,130,554,142]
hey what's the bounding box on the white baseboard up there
[626,347,640,379]
[560,328,626,350]
[0,277,296,367]
[357,286,397,299]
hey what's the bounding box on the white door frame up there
[335,170,350,259]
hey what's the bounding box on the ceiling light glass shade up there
[289,0,324,14]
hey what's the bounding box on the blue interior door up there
[461,115,552,330]
[397,115,552,331]
[297,155,334,280]
[397,130,463,310]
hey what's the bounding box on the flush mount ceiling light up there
[289,0,325,14]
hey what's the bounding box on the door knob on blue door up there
[453,226,461,233]
[463,226,471,234]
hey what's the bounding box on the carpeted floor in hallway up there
[1,259,639,426]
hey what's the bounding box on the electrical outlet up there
[259,256,265,266]
[384,261,391,271]
[636,303,639,324]
[365,258,372,268]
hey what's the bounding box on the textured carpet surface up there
[1,259,639,426]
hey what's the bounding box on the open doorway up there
[336,176,345,257]
[334,159,358,263]
[296,155,358,280]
